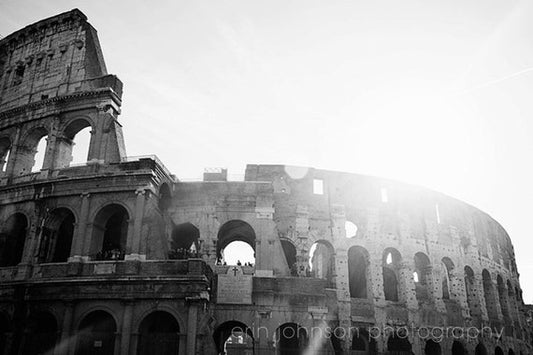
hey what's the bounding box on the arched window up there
[386,334,411,355]
[21,311,58,354]
[38,208,75,263]
[0,213,28,267]
[75,311,116,355]
[32,135,48,172]
[13,127,48,175]
[213,321,254,355]
[345,220,358,238]
[424,340,441,355]
[91,204,129,260]
[351,329,377,354]
[482,269,499,321]
[0,137,11,173]
[495,346,504,355]
[441,257,454,300]
[169,222,199,259]
[497,275,510,320]
[414,252,431,302]
[280,239,297,276]
[348,246,370,299]
[217,220,256,266]
[60,119,92,167]
[382,248,401,302]
[475,343,487,355]
[309,240,335,286]
[137,311,179,355]
[451,341,466,355]
[276,323,307,355]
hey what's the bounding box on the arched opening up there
[38,208,75,263]
[276,323,307,355]
[21,311,58,355]
[213,320,254,355]
[309,240,335,286]
[31,135,48,172]
[158,183,172,212]
[382,248,401,301]
[58,119,92,168]
[497,275,510,321]
[345,220,358,238]
[495,347,504,355]
[280,239,297,276]
[482,269,499,322]
[0,213,28,267]
[441,257,454,300]
[137,311,179,355]
[14,127,48,175]
[217,220,256,266]
[424,339,441,355]
[75,311,116,355]
[0,313,12,354]
[169,222,199,259]
[414,252,432,303]
[475,343,488,355]
[91,204,129,260]
[348,246,369,299]
[508,349,515,355]
[351,329,377,354]
[451,341,466,355]
[464,266,482,326]
[386,334,412,355]
[0,137,11,173]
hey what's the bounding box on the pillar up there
[69,193,91,262]
[125,188,146,260]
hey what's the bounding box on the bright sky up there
[1,0,532,302]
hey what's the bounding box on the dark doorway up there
[137,311,179,355]
[75,311,116,355]
[21,311,58,355]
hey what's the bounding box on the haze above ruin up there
[1,0,533,302]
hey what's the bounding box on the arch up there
[382,248,401,301]
[441,257,454,300]
[351,328,377,354]
[414,252,432,302]
[21,311,58,355]
[216,220,256,259]
[213,320,254,355]
[482,269,499,321]
[280,239,297,276]
[508,349,515,355]
[91,204,129,260]
[276,322,307,355]
[38,208,75,263]
[309,240,335,285]
[16,127,49,174]
[0,136,11,172]
[75,310,117,355]
[169,222,199,259]
[0,213,28,267]
[386,334,412,354]
[424,339,441,355]
[158,183,172,211]
[348,245,370,299]
[61,118,93,167]
[137,311,179,355]
[495,346,504,355]
[451,340,466,355]
[497,275,510,320]
[475,343,488,355]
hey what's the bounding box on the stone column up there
[120,301,133,355]
[125,188,146,260]
[59,301,74,355]
[5,125,22,179]
[69,193,91,262]
[186,302,198,355]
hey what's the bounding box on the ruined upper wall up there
[0,9,122,112]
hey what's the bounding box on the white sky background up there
[1,0,533,302]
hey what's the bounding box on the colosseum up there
[0,8,531,355]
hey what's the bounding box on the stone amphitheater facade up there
[0,9,530,355]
